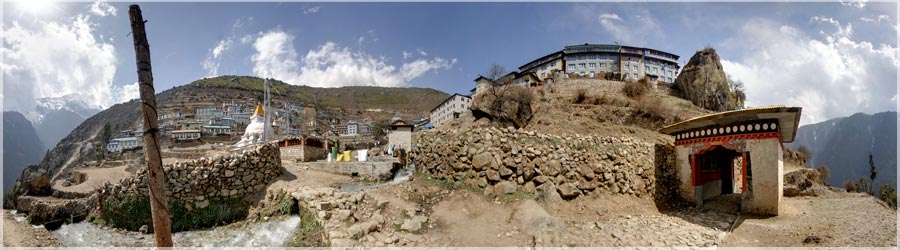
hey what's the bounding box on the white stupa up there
[235,103,273,147]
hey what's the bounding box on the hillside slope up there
[440,78,710,144]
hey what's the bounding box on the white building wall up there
[430,95,472,127]
[388,127,412,150]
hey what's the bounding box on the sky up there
[2,0,897,125]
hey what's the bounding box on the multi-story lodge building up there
[430,93,472,127]
[517,43,680,83]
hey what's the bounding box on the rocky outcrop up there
[672,47,741,112]
[416,127,658,200]
[470,85,535,129]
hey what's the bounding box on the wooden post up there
[128,5,173,247]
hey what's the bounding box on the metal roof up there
[658,106,803,143]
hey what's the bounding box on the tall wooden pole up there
[128,5,173,247]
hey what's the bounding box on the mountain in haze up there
[21,95,102,149]
[3,111,46,190]
[36,109,86,150]
[788,111,897,188]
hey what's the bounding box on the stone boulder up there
[470,84,534,129]
[672,47,742,112]
[401,215,428,233]
[536,182,562,203]
[557,183,582,200]
[495,181,517,195]
[472,152,493,171]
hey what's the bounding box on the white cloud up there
[251,30,454,88]
[202,39,233,76]
[596,12,662,45]
[839,0,867,8]
[402,50,412,59]
[720,18,897,125]
[598,13,622,21]
[1,15,131,121]
[201,18,253,77]
[811,16,853,40]
[303,6,320,14]
[252,30,302,82]
[114,82,140,104]
[860,14,891,23]
[240,34,254,44]
[89,0,116,17]
[417,49,428,56]
[400,57,453,81]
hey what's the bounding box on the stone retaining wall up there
[302,161,398,182]
[415,127,661,201]
[281,145,326,162]
[100,143,283,208]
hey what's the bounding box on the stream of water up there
[52,215,300,247]
[340,164,416,192]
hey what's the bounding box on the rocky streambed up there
[53,215,301,247]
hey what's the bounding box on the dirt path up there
[52,165,131,194]
[724,192,897,247]
[2,210,62,247]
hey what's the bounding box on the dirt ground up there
[724,192,897,247]
[53,165,131,194]
[300,165,895,247]
[2,210,62,247]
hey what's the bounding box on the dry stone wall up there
[415,127,659,200]
[100,143,283,208]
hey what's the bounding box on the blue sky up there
[2,1,897,125]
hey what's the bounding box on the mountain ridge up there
[788,111,897,188]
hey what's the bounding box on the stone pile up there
[416,127,658,200]
[288,186,433,247]
[101,143,282,208]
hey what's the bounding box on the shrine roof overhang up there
[658,106,802,143]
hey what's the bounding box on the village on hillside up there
[3,2,897,249]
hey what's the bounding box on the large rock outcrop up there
[672,47,741,112]
[470,84,534,129]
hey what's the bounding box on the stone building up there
[471,76,494,96]
[388,120,414,150]
[429,93,472,127]
[107,137,142,153]
[517,43,680,83]
[172,129,201,140]
[202,125,232,136]
[196,107,223,121]
[659,106,802,216]
[278,137,326,162]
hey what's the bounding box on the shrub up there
[98,194,249,232]
[634,98,670,123]
[573,88,588,104]
[843,179,856,192]
[2,185,15,209]
[856,177,872,194]
[815,164,831,184]
[878,184,897,209]
[623,78,652,99]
